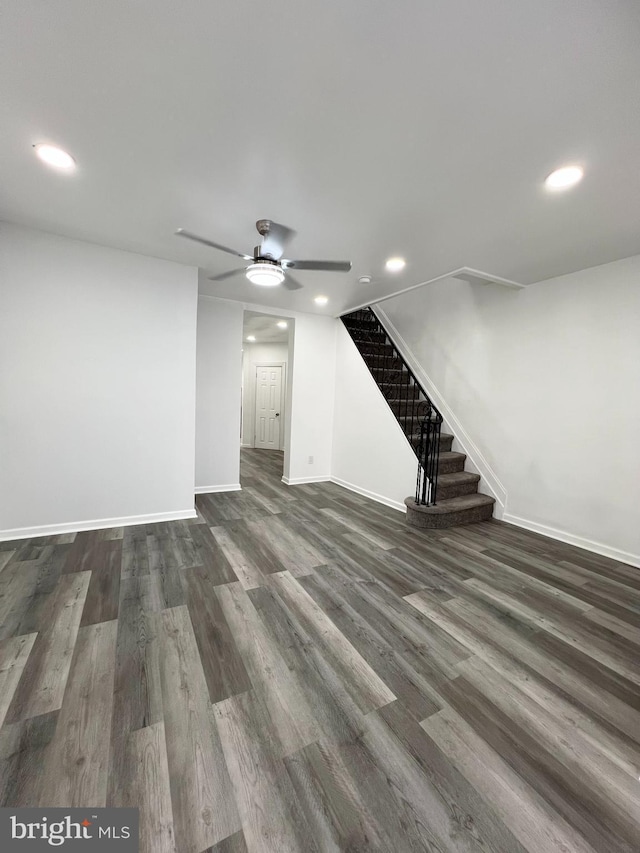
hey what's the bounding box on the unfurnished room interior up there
[1,2,640,852]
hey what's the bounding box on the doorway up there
[241,310,292,478]
[254,364,284,449]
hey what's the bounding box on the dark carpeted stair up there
[341,307,496,529]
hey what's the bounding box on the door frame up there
[252,361,286,451]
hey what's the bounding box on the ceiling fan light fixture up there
[245,262,285,287]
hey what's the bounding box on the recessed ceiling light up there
[385,257,406,272]
[34,143,76,170]
[544,165,584,191]
[246,335,256,342]
[314,296,328,306]
[359,275,372,285]
[277,321,288,329]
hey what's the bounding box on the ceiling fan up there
[175,219,351,290]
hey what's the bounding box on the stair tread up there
[437,451,466,461]
[404,493,495,515]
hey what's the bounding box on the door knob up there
[275,413,280,417]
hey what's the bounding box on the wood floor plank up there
[122,524,150,579]
[0,554,52,640]
[0,711,59,807]
[80,539,122,626]
[115,722,177,853]
[205,829,249,853]
[245,515,327,576]
[435,675,639,853]
[147,534,188,610]
[270,571,396,714]
[214,690,320,853]
[0,633,37,728]
[460,577,640,685]
[191,525,239,586]
[373,700,528,853]
[407,591,640,778]
[458,655,640,807]
[186,566,252,703]
[5,571,91,722]
[422,707,601,853]
[284,740,394,851]
[37,619,118,807]
[0,549,16,573]
[159,606,241,852]
[209,526,266,590]
[446,595,640,748]
[62,530,101,573]
[216,582,324,755]
[108,576,164,806]
[300,573,440,721]
[583,606,640,646]
[10,545,73,636]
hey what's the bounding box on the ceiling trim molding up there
[341,266,525,315]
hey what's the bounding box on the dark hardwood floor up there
[1,448,639,852]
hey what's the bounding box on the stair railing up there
[340,307,444,506]
[415,405,442,506]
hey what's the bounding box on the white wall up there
[0,222,198,537]
[241,341,289,448]
[195,296,243,492]
[284,314,337,484]
[332,323,417,510]
[379,255,640,564]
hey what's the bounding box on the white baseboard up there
[282,475,331,485]
[195,484,242,494]
[0,508,198,542]
[330,477,407,513]
[502,513,640,569]
[374,305,507,511]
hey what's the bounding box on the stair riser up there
[358,346,396,358]
[383,387,420,399]
[405,500,494,529]
[409,435,453,453]
[435,480,479,500]
[349,334,387,346]
[438,455,466,474]
[387,396,424,410]
[344,322,379,335]
[365,357,404,372]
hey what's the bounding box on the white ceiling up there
[2,1,640,316]
[243,311,290,344]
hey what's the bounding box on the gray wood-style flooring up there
[1,449,639,852]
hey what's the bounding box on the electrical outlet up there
[308,455,314,464]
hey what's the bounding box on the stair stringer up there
[373,304,507,517]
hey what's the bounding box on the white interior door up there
[254,365,282,449]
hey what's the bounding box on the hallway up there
[1,449,639,851]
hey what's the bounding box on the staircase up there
[340,307,495,529]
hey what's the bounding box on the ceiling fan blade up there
[208,268,246,282]
[258,220,296,261]
[282,259,352,273]
[282,274,304,291]
[175,229,252,260]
